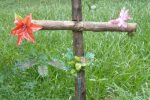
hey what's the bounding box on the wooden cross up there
[32,0,137,99]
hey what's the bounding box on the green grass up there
[0,0,150,99]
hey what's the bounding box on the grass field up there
[0,0,150,100]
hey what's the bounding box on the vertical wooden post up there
[72,0,86,100]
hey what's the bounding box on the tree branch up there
[32,20,137,32]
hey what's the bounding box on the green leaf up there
[68,60,75,65]
[38,66,48,77]
[74,56,80,62]
[85,52,95,59]
[16,60,36,71]
[70,69,77,76]
[70,69,76,74]
[75,63,82,71]
[48,59,70,71]
[15,13,23,19]
[36,53,48,65]
[64,48,74,60]
[81,63,88,67]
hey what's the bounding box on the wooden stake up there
[32,20,137,32]
[72,0,86,99]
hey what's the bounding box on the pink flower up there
[110,7,131,28]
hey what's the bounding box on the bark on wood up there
[72,0,82,21]
[32,20,137,32]
[72,0,86,100]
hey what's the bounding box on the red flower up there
[11,14,42,45]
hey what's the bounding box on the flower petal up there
[26,28,35,43]
[110,19,119,24]
[17,35,23,45]
[23,14,32,27]
[11,26,23,35]
[15,18,23,27]
[118,20,127,28]
[119,7,126,17]
[22,31,30,41]
[28,32,35,43]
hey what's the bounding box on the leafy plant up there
[15,49,95,77]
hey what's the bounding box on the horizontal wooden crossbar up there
[32,20,137,32]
